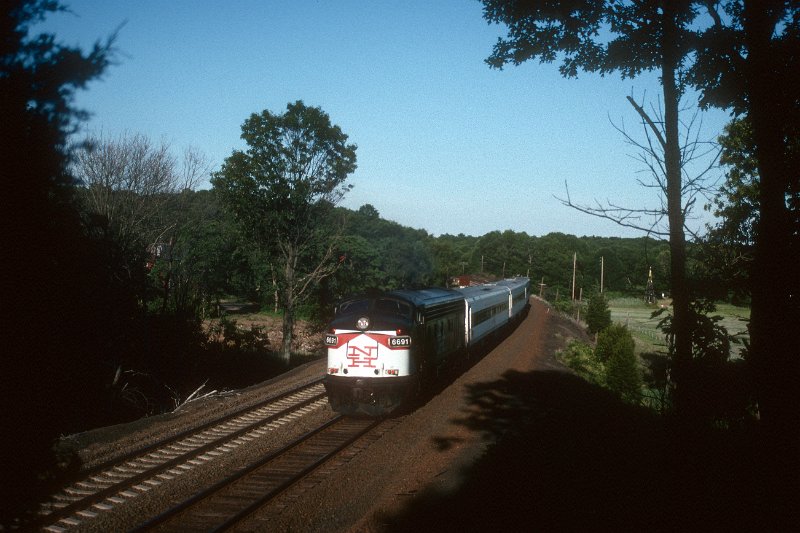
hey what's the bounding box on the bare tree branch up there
[557,95,722,240]
[627,95,667,149]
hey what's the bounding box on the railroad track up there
[132,415,382,531]
[32,378,328,532]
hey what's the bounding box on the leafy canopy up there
[482,0,697,82]
[212,101,357,358]
[212,100,357,246]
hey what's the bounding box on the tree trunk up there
[744,0,799,431]
[271,264,279,314]
[661,4,693,417]
[742,1,799,522]
[280,246,296,363]
[282,299,294,364]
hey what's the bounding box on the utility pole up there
[600,256,604,293]
[571,252,577,300]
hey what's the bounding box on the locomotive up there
[323,277,530,416]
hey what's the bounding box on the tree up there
[480,0,712,416]
[212,101,357,362]
[689,2,799,465]
[688,5,799,519]
[585,290,612,336]
[74,134,207,240]
[595,323,641,402]
[1,0,116,521]
[328,233,384,295]
[700,118,759,302]
[73,133,210,312]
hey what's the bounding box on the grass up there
[608,297,669,355]
[607,297,750,358]
[713,302,751,347]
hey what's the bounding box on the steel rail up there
[34,379,327,531]
[131,415,380,532]
[80,376,325,478]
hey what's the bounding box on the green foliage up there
[585,291,612,335]
[699,114,798,306]
[2,0,120,519]
[325,221,674,308]
[652,298,756,425]
[472,230,532,279]
[212,101,357,358]
[559,328,643,404]
[168,190,255,305]
[653,298,735,365]
[697,118,758,302]
[553,298,577,316]
[596,324,642,402]
[558,341,605,386]
[212,100,357,248]
[326,206,437,300]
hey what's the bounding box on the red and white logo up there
[346,345,378,367]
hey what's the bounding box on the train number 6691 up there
[388,336,411,348]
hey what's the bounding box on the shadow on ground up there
[381,369,782,532]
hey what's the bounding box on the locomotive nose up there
[353,379,376,404]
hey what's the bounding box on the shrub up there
[553,298,575,315]
[558,340,605,386]
[595,324,642,401]
[585,291,612,335]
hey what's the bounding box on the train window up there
[375,299,411,319]
[337,299,369,316]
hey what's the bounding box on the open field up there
[607,297,750,358]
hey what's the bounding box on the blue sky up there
[39,0,731,238]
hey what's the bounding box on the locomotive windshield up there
[335,297,412,321]
[336,298,370,316]
[374,298,411,320]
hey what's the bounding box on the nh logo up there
[347,345,377,367]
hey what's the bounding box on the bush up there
[553,298,574,315]
[557,341,605,386]
[595,324,642,401]
[585,291,612,335]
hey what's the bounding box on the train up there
[323,277,531,416]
